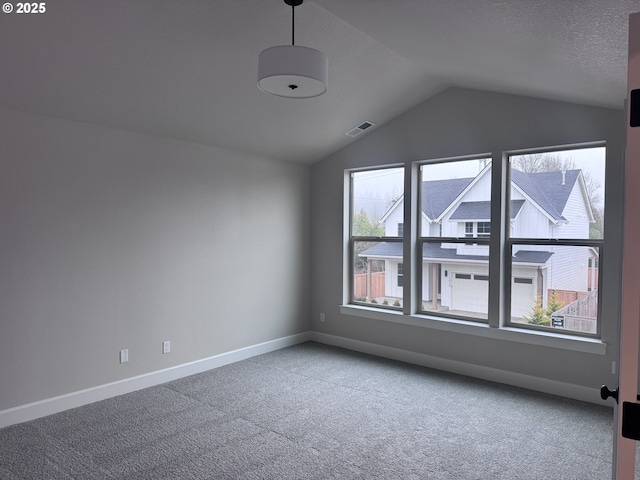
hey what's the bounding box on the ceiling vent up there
[345,121,376,137]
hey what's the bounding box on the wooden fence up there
[354,272,385,300]
[555,290,598,318]
[588,267,598,291]
[552,290,598,334]
[551,289,588,306]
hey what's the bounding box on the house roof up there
[421,177,474,220]
[360,242,553,265]
[510,169,581,222]
[450,200,525,221]
[383,167,584,224]
[511,250,555,264]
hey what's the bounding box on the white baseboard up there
[1,330,605,429]
[0,332,311,429]
[310,332,605,405]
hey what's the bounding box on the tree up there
[352,208,384,237]
[523,290,563,327]
[511,153,603,239]
[524,295,551,326]
[352,209,384,272]
[546,290,564,317]
[511,153,570,173]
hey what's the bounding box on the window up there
[349,166,404,308]
[419,157,492,321]
[465,222,473,237]
[345,144,606,339]
[477,222,491,237]
[465,222,490,238]
[507,146,605,335]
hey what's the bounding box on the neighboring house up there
[360,164,598,319]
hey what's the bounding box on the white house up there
[360,164,597,319]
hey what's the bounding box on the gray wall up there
[0,86,625,413]
[0,108,311,411]
[311,87,624,392]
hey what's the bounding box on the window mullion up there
[403,162,419,315]
[488,152,507,328]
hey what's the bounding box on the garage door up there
[451,273,488,314]
[511,277,535,318]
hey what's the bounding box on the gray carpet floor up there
[0,341,625,479]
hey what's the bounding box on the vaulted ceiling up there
[1,0,638,163]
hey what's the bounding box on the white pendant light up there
[258,0,328,98]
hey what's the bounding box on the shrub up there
[546,290,564,316]
[524,295,550,326]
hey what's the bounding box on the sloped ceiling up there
[0,0,637,163]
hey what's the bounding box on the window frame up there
[343,143,606,343]
[347,165,404,311]
[464,221,491,238]
[464,222,473,237]
[477,222,491,237]
[504,146,605,338]
[416,155,493,323]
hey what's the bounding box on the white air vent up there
[345,121,376,137]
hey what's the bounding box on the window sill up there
[339,305,607,355]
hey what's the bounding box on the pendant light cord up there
[291,3,295,45]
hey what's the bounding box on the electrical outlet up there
[320,313,325,322]
[163,341,170,354]
[120,349,129,363]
